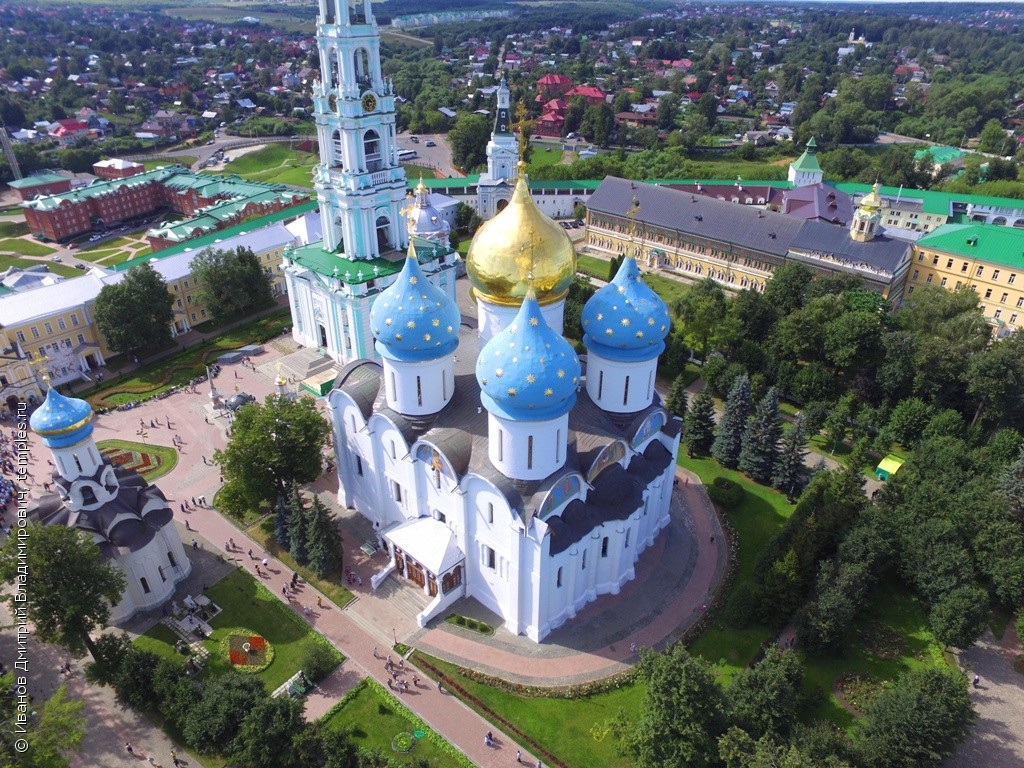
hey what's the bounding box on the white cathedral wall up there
[463,478,516,625]
[369,416,416,528]
[487,412,570,481]
[381,356,454,415]
[584,352,658,414]
[329,391,379,517]
[109,538,181,623]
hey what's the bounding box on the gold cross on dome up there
[511,101,532,162]
[34,353,51,384]
[400,195,415,234]
[516,227,542,286]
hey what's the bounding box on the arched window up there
[363,130,381,171]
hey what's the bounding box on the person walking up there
[973,673,980,688]
[517,749,523,763]
[262,557,269,569]
[125,742,135,755]
[316,596,322,608]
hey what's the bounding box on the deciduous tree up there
[191,246,274,325]
[93,262,174,356]
[0,524,125,660]
[214,395,331,516]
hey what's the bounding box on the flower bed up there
[226,632,273,672]
[445,613,495,636]
[857,621,905,660]
[834,672,885,714]
[391,732,415,753]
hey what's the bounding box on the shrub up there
[708,477,745,508]
[302,640,340,682]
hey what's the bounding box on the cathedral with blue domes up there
[287,0,680,641]
[28,388,191,623]
[329,165,680,641]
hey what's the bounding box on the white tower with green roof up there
[284,0,459,364]
[788,137,823,188]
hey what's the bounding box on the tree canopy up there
[191,245,274,325]
[0,523,125,660]
[214,394,332,515]
[93,262,174,357]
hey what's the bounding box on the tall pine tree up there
[739,386,783,483]
[273,489,292,549]
[685,389,717,457]
[665,374,689,419]
[305,497,344,579]
[288,488,311,565]
[712,374,751,468]
[773,415,807,501]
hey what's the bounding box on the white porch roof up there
[384,517,463,575]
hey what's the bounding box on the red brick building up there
[535,73,572,102]
[92,158,146,180]
[22,166,310,243]
[7,172,72,202]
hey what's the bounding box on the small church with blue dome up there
[328,164,681,641]
[28,388,191,623]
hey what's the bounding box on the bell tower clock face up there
[361,92,378,113]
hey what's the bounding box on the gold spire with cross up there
[511,101,532,164]
[34,352,51,387]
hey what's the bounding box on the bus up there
[397,148,418,162]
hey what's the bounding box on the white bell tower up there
[486,76,518,183]
[311,0,408,258]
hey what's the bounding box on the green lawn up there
[136,569,343,692]
[80,235,140,252]
[679,453,796,682]
[0,220,28,238]
[402,163,436,180]
[577,253,613,281]
[527,145,567,174]
[413,653,642,768]
[322,680,469,767]
[133,622,183,663]
[213,145,318,187]
[800,581,950,732]
[0,238,56,256]
[96,439,179,482]
[85,308,291,408]
[74,248,119,262]
[0,254,79,278]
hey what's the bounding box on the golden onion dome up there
[466,163,576,307]
[860,181,883,211]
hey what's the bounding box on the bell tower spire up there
[312,0,407,258]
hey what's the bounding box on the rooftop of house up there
[916,222,1024,269]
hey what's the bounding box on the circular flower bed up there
[391,732,416,754]
[225,632,274,672]
[834,672,885,714]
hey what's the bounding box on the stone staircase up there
[274,348,338,381]
[375,577,433,618]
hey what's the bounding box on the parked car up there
[50,255,62,262]
[409,135,419,143]
[74,263,87,270]
[424,139,436,147]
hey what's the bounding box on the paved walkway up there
[949,627,1024,768]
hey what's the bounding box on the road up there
[395,131,458,178]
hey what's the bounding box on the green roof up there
[9,172,68,189]
[20,166,188,211]
[115,200,318,271]
[914,145,965,165]
[288,235,454,284]
[790,144,822,173]
[915,222,1024,269]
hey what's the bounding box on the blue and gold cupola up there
[29,388,94,449]
[476,289,580,421]
[370,242,461,362]
[582,257,670,361]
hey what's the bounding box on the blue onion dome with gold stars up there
[476,290,581,420]
[582,256,671,362]
[29,387,95,449]
[370,242,460,362]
